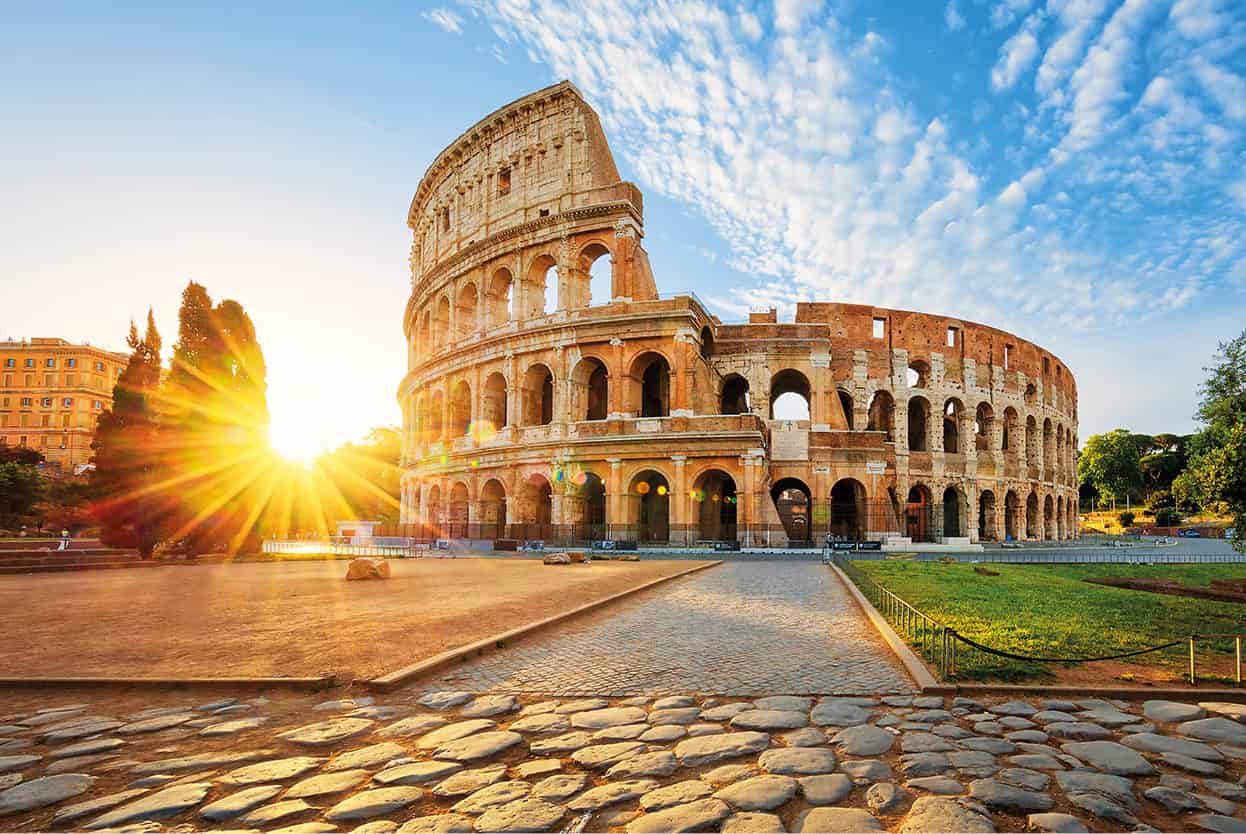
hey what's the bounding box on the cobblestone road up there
[425,561,916,696]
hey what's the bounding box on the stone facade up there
[397,82,1078,546]
[0,337,127,472]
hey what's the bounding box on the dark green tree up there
[90,312,167,558]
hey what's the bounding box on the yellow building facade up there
[0,337,128,472]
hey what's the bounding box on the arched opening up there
[1026,492,1040,539]
[693,469,737,542]
[979,489,997,541]
[908,397,930,452]
[481,372,508,432]
[518,474,553,540]
[485,268,513,328]
[435,295,450,344]
[943,399,962,453]
[450,380,472,437]
[572,471,607,542]
[770,370,811,420]
[630,470,670,543]
[455,283,478,339]
[906,484,933,542]
[428,389,444,442]
[480,479,507,540]
[975,403,994,451]
[581,242,612,307]
[830,478,867,542]
[720,374,750,415]
[525,254,557,318]
[521,364,554,426]
[1003,407,1019,453]
[838,390,855,430]
[771,477,812,544]
[448,482,470,539]
[942,486,962,538]
[630,352,670,418]
[699,326,715,361]
[570,357,609,421]
[1044,494,1056,540]
[907,360,930,388]
[1005,490,1020,540]
[867,390,895,441]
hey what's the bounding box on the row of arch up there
[411,242,613,361]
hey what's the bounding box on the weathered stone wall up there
[397,83,1080,547]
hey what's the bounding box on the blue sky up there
[2,1,1244,457]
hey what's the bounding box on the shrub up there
[1119,511,1136,528]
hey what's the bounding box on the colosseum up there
[397,82,1080,548]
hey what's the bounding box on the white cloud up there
[945,0,967,31]
[423,7,464,33]
[992,12,1044,90]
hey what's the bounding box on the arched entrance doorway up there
[830,478,867,542]
[942,486,962,538]
[906,484,933,542]
[979,489,997,541]
[770,478,812,544]
[692,469,737,542]
[629,470,670,542]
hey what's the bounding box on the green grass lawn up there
[854,560,1246,682]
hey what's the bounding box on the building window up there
[872,317,885,339]
[66,358,76,368]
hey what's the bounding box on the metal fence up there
[830,553,1245,683]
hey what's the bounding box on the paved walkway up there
[425,561,916,696]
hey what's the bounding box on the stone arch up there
[579,241,613,307]
[867,390,895,441]
[1005,489,1021,540]
[628,469,670,543]
[770,369,811,420]
[450,380,472,437]
[629,351,671,418]
[942,484,965,538]
[480,478,507,540]
[485,267,513,328]
[1026,491,1040,539]
[525,253,558,318]
[518,473,553,540]
[455,282,478,338]
[720,374,750,415]
[520,363,554,426]
[907,359,930,388]
[979,489,997,541]
[830,478,867,542]
[434,295,450,344]
[905,483,934,542]
[481,372,508,431]
[448,481,470,538]
[908,396,931,452]
[692,468,738,542]
[770,477,812,543]
[975,402,994,451]
[570,356,609,421]
[943,398,963,453]
[838,389,855,430]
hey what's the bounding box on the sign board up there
[865,461,887,475]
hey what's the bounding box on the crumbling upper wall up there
[407,81,636,287]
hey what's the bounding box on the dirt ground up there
[0,558,710,680]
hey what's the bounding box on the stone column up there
[670,455,688,544]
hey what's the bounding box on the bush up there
[1119,511,1136,528]
[1154,507,1180,526]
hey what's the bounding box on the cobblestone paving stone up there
[424,562,916,696]
[0,690,1244,832]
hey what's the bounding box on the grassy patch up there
[855,561,1246,681]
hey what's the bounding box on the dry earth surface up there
[0,559,708,679]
